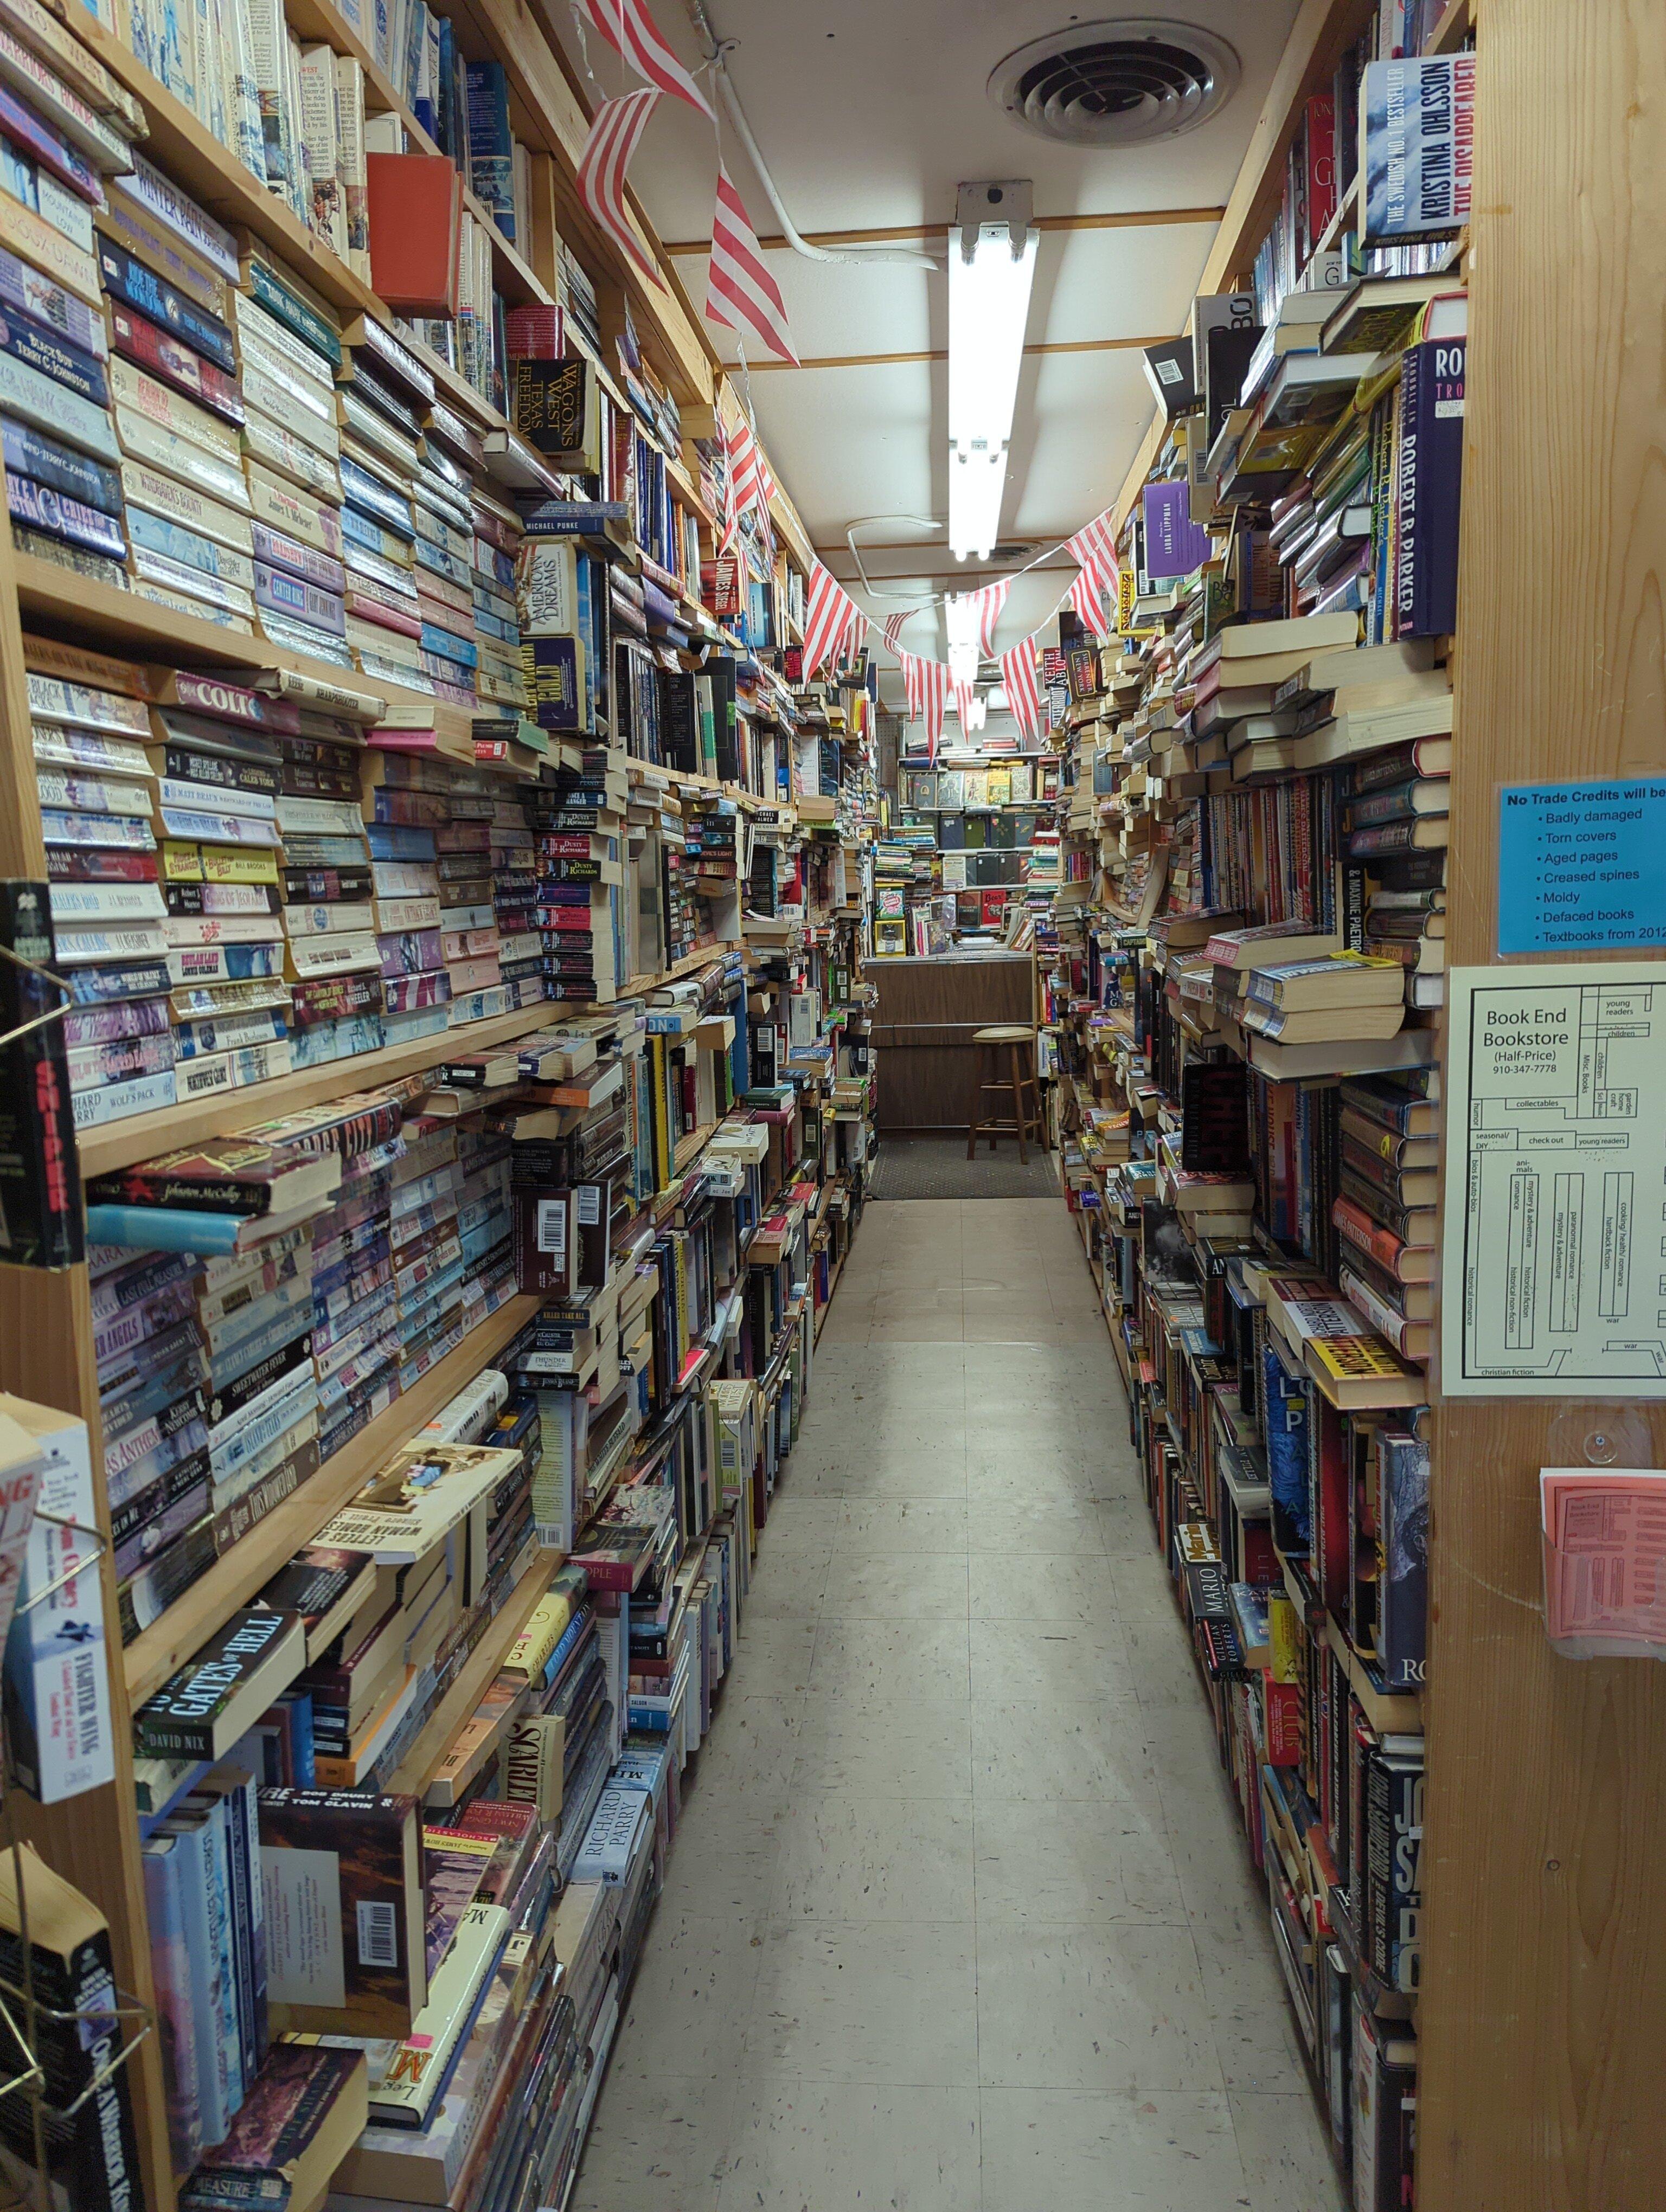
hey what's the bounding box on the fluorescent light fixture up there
[945,591,981,686]
[948,179,1037,561]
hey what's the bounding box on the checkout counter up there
[872,950,1037,1133]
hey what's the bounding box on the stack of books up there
[0,11,143,585]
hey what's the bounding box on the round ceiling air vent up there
[988,18,1240,146]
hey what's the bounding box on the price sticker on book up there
[1497,779,1666,954]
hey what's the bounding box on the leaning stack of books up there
[490,785,546,1009]
[406,384,481,711]
[340,313,441,693]
[277,725,382,1072]
[32,642,175,1126]
[470,473,529,714]
[0,21,139,589]
[438,792,507,1026]
[235,246,351,662]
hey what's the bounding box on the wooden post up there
[1419,3,1666,2204]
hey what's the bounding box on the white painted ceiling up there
[550,0,1303,678]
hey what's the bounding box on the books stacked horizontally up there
[489,783,543,1008]
[1344,736,1449,1011]
[1236,949,1412,1081]
[87,1137,345,1637]
[0,18,140,591]
[530,752,625,1006]
[31,641,175,1126]
[405,370,482,710]
[438,775,506,1026]
[275,720,382,1072]
[1332,1068,1439,1363]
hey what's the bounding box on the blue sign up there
[1497,780,1666,954]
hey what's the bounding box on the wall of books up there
[1039,4,1471,2205]
[0,0,878,2203]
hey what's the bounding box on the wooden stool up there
[966,1025,1043,1163]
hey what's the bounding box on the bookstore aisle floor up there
[574,1201,1342,2211]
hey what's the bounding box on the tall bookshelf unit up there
[0,1,853,2204]
[1053,0,1666,2204]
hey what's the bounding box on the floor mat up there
[868,1135,1060,1200]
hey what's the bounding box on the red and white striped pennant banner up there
[917,656,949,760]
[883,609,924,657]
[1066,507,1120,602]
[576,0,713,117]
[999,638,1045,742]
[708,162,798,364]
[576,90,663,290]
[1068,568,1111,638]
[720,409,765,558]
[954,577,1012,658]
[802,561,868,679]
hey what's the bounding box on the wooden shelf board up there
[15,559,475,744]
[124,1293,542,1707]
[389,1547,560,1796]
[79,1006,570,1176]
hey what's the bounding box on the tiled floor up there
[573,1199,1345,2212]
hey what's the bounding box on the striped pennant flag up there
[900,648,924,721]
[802,561,867,679]
[1066,508,1120,601]
[921,658,949,760]
[720,409,766,558]
[1000,637,1045,742]
[707,162,798,364]
[955,577,1012,657]
[576,0,713,118]
[576,91,664,290]
[883,609,922,656]
[1068,568,1110,638]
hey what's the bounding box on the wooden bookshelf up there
[387,1547,561,1796]
[78,1008,566,1176]
[123,1293,542,1705]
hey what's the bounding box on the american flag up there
[576,0,713,118]
[953,578,1011,658]
[1000,638,1045,742]
[1067,508,1120,601]
[803,561,866,678]
[707,162,797,364]
[576,92,663,290]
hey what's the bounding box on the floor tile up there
[806,1617,971,1702]
[790,1694,974,1797]
[731,1616,818,1694]
[571,2070,738,2212]
[603,1913,763,2082]
[972,1694,1158,1804]
[978,2086,1244,2212]
[1230,2089,1348,2211]
[840,1497,972,1552]
[968,1549,1118,1620]
[822,1548,970,1618]
[975,1921,1222,2093]
[747,1919,980,2087]
[974,1796,1186,1924]
[771,1791,975,1922]
[714,2081,981,2212]
[969,1616,1131,1703]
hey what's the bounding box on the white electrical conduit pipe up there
[683,0,940,271]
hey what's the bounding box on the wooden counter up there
[872,952,1036,1133]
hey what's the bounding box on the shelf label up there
[1498,779,1666,953]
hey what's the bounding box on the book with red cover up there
[366,155,461,315]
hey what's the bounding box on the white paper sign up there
[1444,963,1666,1393]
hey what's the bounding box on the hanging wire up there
[0,938,74,1056]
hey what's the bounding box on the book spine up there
[203,1797,246,2111]
[143,1839,206,2169]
